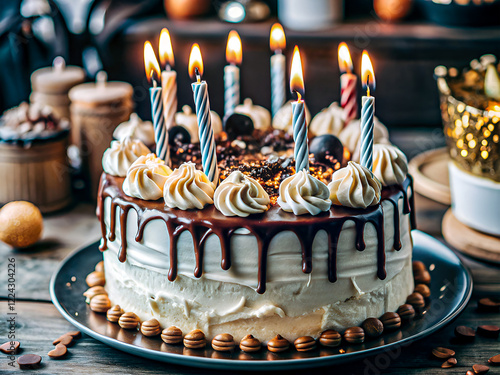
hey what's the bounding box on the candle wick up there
[166,64,171,72]
[275,49,282,55]
[366,74,370,97]
[195,67,201,83]
[295,90,302,102]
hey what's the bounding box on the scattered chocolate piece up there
[319,329,341,347]
[414,284,431,298]
[380,312,402,331]
[344,327,365,344]
[183,329,206,349]
[106,305,124,323]
[397,304,416,322]
[488,354,500,365]
[414,270,431,285]
[454,325,476,342]
[239,334,261,353]
[477,325,500,339]
[48,343,67,359]
[169,125,191,146]
[212,333,236,352]
[140,318,162,337]
[478,298,500,313]
[268,335,290,353]
[467,371,476,375]
[225,113,254,138]
[441,357,457,368]
[17,354,42,369]
[406,292,426,311]
[432,347,455,359]
[0,340,20,354]
[412,261,426,273]
[66,331,81,339]
[95,260,104,273]
[52,334,73,347]
[294,336,316,352]
[161,326,183,345]
[89,294,111,313]
[83,286,107,303]
[362,318,384,338]
[473,364,490,374]
[118,312,140,330]
[309,135,344,165]
[85,271,105,287]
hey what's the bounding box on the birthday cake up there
[436,54,500,236]
[93,100,416,344]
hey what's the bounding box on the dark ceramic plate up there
[50,230,472,370]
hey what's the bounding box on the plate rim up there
[50,230,473,371]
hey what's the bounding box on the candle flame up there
[226,30,242,65]
[159,28,174,68]
[338,42,353,74]
[361,50,375,96]
[144,41,161,83]
[270,23,286,52]
[188,43,204,81]
[290,45,304,100]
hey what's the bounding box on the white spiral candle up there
[271,53,286,117]
[224,64,240,118]
[161,69,177,131]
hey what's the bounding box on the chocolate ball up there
[224,113,254,138]
[168,125,191,145]
[309,134,344,164]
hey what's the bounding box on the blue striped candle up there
[150,83,169,163]
[292,100,309,172]
[271,53,286,117]
[192,79,219,184]
[360,95,374,170]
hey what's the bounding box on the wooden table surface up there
[1,178,499,374]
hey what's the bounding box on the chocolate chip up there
[441,357,457,368]
[267,334,290,353]
[473,364,490,374]
[380,312,401,331]
[397,304,416,322]
[0,340,20,354]
[477,325,500,339]
[344,327,365,344]
[52,334,74,347]
[432,347,455,359]
[239,334,261,353]
[478,298,500,312]
[362,318,384,338]
[454,325,476,342]
[66,331,81,339]
[489,354,500,365]
[48,343,67,359]
[183,329,206,349]
[211,333,235,352]
[294,336,316,352]
[161,326,183,345]
[17,354,42,369]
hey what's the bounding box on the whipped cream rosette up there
[113,113,155,146]
[102,136,151,177]
[328,161,382,209]
[339,117,390,161]
[309,102,345,137]
[163,162,215,210]
[122,154,172,200]
[372,144,408,186]
[215,171,270,217]
[277,170,331,215]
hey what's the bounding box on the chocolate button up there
[477,325,500,339]
[454,325,476,342]
[0,340,20,354]
[161,326,183,345]
[441,357,457,368]
[489,354,500,366]
[344,327,365,344]
[432,347,455,359]
[212,333,235,352]
[319,329,341,347]
[239,334,261,353]
[53,334,74,347]
[17,354,42,369]
[294,336,316,352]
[473,364,490,374]
[362,318,384,338]
[48,343,67,359]
[267,334,289,353]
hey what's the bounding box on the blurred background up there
[1,0,500,129]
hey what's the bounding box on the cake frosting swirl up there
[277,170,331,215]
[122,154,172,200]
[113,113,155,146]
[163,162,215,210]
[102,136,151,177]
[328,161,382,209]
[214,171,270,217]
[372,144,408,186]
[309,102,345,137]
[339,118,390,161]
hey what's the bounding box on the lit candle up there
[144,41,169,163]
[189,44,219,184]
[338,42,358,126]
[290,46,309,173]
[224,30,242,119]
[270,23,286,117]
[159,28,177,132]
[360,51,375,171]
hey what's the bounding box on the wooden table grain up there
[0,191,499,374]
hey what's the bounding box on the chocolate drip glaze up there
[97,173,415,294]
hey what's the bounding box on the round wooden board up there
[408,147,451,205]
[442,208,500,264]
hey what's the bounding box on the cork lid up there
[69,71,133,105]
[31,57,85,94]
